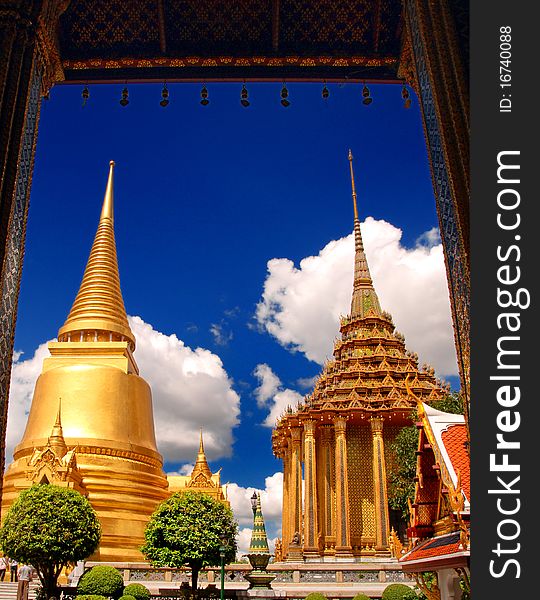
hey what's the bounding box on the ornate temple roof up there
[416,402,470,509]
[57,1,403,83]
[400,402,470,571]
[272,153,447,453]
[57,162,136,350]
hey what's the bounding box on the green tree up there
[0,485,101,599]
[141,491,238,591]
[388,393,464,522]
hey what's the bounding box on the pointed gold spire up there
[49,400,68,458]
[348,150,381,318]
[190,428,213,481]
[57,161,135,349]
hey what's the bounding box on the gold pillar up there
[281,442,291,557]
[370,416,390,552]
[288,427,303,549]
[334,416,353,557]
[302,419,319,557]
[319,424,335,556]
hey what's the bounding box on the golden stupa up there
[272,152,448,561]
[1,162,169,561]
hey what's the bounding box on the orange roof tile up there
[401,532,464,562]
[441,424,470,502]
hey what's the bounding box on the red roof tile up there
[441,424,470,502]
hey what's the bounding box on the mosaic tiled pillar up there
[370,417,390,552]
[0,60,42,492]
[334,416,353,558]
[404,0,470,410]
[0,0,67,499]
[302,419,319,558]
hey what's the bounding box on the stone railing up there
[80,561,410,596]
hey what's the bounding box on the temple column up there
[302,419,319,558]
[370,417,390,552]
[286,426,303,560]
[0,0,68,496]
[402,0,470,411]
[334,415,353,558]
[281,441,291,558]
[319,424,334,556]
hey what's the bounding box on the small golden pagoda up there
[272,151,447,561]
[167,430,229,506]
[1,162,169,561]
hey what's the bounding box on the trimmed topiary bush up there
[119,595,137,600]
[304,594,328,600]
[382,584,415,600]
[123,584,151,600]
[352,594,372,600]
[403,591,420,600]
[77,566,124,599]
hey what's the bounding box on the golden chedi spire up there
[57,161,135,350]
[348,150,381,318]
[2,162,169,562]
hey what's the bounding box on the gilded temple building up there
[168,430,229,506]
[272,152,447,561]
[1,162,170,561]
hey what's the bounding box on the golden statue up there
[272,151,446,560]
[1,162,169,561]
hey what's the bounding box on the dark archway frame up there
[0,0,469,490]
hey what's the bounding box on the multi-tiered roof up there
[273,152,447,453]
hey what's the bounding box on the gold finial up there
[348,149,359,221]
[347,150,381,318]
[54,399,62,427]
[199,427,205,454]
[49,399,68,458]
[100,160,115,223]
[190,428,213,481]
[57,162,135,350]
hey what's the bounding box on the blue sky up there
[10,81,458,520]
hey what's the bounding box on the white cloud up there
[226,472,283,557]
[255,218,457,378]
[416,226,441,247]
[129,316,240,463]
[209,322,233,347]
[6,316,240,466]
[252,364,281,407]
[253,364,303,427]
[166,463,194,477]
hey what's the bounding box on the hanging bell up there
[402,84,411,109]
[160,85,169,107]
[362,84,372,105]
[240,84,250,107]
[322,82,329,100]
[280,84,290,107]
[119,87,129,107]
[200,85,209,106]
